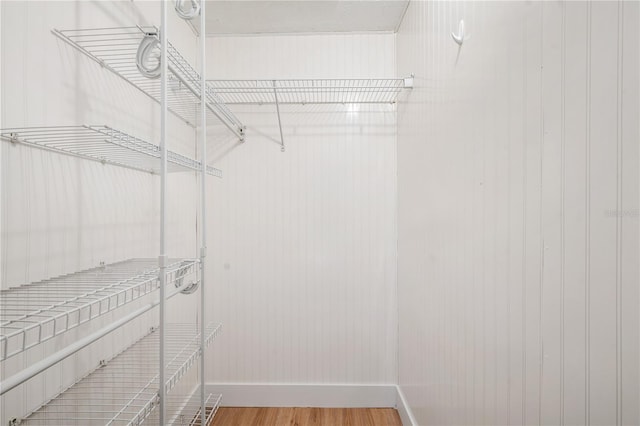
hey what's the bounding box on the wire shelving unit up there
[19,323,221,425]
[203,77,413,151]
[206,77,413,105]
[1,3,221,426]
[0,1,252,426]
[52,26,245,139]
[0,259,198,361]
[0,126,222,177]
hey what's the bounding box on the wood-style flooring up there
[209,407,403,426]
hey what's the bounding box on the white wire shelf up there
[155,393,221,426]
[20,323,221,426]
[0,125,222,178]
[206,77,414,105]
[52,26,245,138]
[0,259,198,361]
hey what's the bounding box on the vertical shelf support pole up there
[159,0,168,424]
[272,80,285,152]
[199,1,208,425]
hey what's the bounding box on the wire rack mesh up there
[52,27,244,137]
[0,125,222,177]
[0,259,199,361]
[155,393,221,426]
[206,78,410,105]
[20,323,221,425]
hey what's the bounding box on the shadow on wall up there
[207,103,397,163]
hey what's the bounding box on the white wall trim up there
[205,383,397,408]
[395,385,418,426]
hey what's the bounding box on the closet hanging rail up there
[206,77,414,105]
[17,323,221,425]
[0,259,198,361]
[51,27,245,140]
[0,125,222,177]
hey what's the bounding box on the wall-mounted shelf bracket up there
[272,80,285,152]
[404,75,414,88]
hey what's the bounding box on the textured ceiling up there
[191,1,410,35]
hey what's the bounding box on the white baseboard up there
[205,383,396,408]
[204,383,418,425]
[395,385,418,426]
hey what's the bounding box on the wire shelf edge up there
[206,77,413,105]
[19,323,222,426]
[52,27,245,141]
[1,125,223,178]
[0,258,200,361]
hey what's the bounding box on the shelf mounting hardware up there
[273,80,285,152]
[452,20,468,46]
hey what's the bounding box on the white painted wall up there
[5,1,637,422]
[1,1,203,421]
[1,0,199,288]
[396,1,639,425]
[204,33,399,385]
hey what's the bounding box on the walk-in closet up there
[1,1,638,425]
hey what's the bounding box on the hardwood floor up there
[209,407,403,426]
